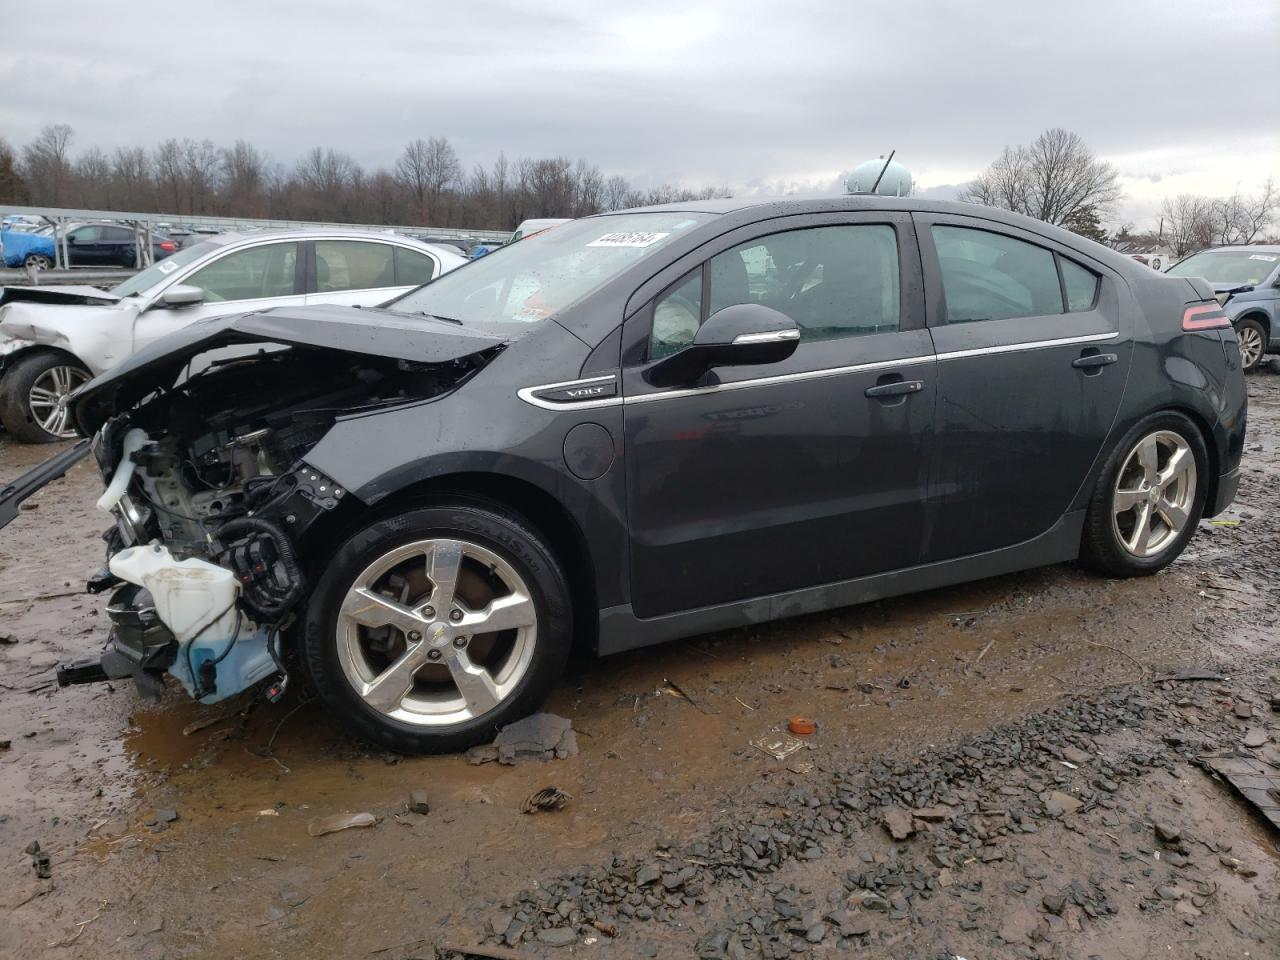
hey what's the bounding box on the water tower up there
[846,156,914,197]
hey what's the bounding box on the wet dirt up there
[1,375,1278,959]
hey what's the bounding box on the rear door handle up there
[1072,353,1118,370]
[865,379,924,398]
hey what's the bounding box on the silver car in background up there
[0,229,467,441]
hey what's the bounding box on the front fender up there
[0,301,138,376]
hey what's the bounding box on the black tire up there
[300,500,573,754]
[0,351,91,443]
[1234,316,1267,372]
[1080,411,1208,578]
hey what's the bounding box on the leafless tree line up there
[0,125,731,230]
[1155,181,1278,257]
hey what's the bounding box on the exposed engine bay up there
[61,338,499,705]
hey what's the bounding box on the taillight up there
[1182,303,1231,331]
[159,241,177,251]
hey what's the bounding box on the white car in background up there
[0,229,466,441]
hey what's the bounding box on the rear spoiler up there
[0,286,123,307]
[1175,276,1216,303]
[0,439,91,531]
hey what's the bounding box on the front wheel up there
[1234,317,1267,372]
[1080,413,1208,577]
[23,253,52,270]
[301,501,573,754]
[0,351,92,442]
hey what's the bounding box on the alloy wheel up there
[1111,430,1197,558]
[28,365,90,439]
[24,254,52,270]
[1237,325,1264,369]
[336,538,538,726]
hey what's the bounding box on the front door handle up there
[865,379,924,398]
[1072,352,1118,370]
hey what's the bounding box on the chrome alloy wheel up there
[28,365,90,439]
[1111,430,1197,558]
[1237,324,1264,369]
[336,538,537,726]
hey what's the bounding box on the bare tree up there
[74,146,113,208]
[111,147,152,210]
[21,124,75,205]
[181,139,222,213]
[396,136,462,223]
[221,139,269,216]
[153,138,186,211]
[1160,194,1217,258]
[959,128,1122,233]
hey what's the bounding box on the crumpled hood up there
[0,296,136,371]
[71,303,506,434]
[0,285,123,306]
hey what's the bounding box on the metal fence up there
[1,204,513,271]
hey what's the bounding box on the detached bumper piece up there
[0,438,92,531]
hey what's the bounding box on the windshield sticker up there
[157,260,179,274]
[1248,254,1278,262]
[587,232,670,248]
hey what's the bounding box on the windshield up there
[1167,249,1279,286]
[384,213,711,332]
[110,239,223,297]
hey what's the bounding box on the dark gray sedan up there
[10,195,1247,753]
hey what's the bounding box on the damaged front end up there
[48,305,505,704]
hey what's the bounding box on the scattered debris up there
[182,712,235,736]
[408,790,430,815]
[522,786,572,814]
[659,678,717,715]
[1153,667,1224,683]
[881,806,915,840]
[26,840,51,879]
[438,942,528,959]
[787,716,816,736]
[1044,790,1083,817]
[307,812,376,837]
[1243,728,1269,749]
[466,713,578,765]
[750,732,805,760]
[1200,754,1280,832]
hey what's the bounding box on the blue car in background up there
[1,221,178,269]
[1166,244,1280,371]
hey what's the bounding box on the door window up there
[932,226,1064,322]
[187,242,299,302]
[315,240,396,292]
[68,226,102,244]
[708,225,900,342]
[1060,257,1100,312]
[103,226,133,243]
[394,247,438,286]
[648,224,900,357]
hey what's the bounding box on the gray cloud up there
[1,0,1276,224]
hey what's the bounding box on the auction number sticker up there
[1248,254,1278,262]
[157,260,179,274]
[588,231,670,248]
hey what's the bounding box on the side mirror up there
[645,303,799,387]
[158,284,205,308]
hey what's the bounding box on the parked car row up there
[0,228,466,440]
[1,221,179,270]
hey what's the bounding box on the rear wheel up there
[1081,412,1207,577]
[0,351,91,442]
[301,501,572,754]
[1234,317,1266,372]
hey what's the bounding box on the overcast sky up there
[3,0,1276,228]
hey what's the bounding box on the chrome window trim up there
[516,331,1120,410]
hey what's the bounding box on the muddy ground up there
[1,377,1278,960]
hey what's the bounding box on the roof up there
[1197,244,1280,254]
[186,228,467,263]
